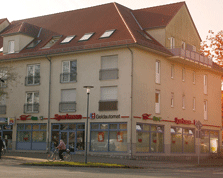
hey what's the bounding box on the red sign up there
[20,115,30,120]
[54,114,82,121]
[175,117,195,125]
[117,132,123,142]
[142,113,152,120]
[98,132,104,142]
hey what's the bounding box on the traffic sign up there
[195,120,203,130]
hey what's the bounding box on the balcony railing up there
[59,102,76,112]
[99,68,119,80]
[99,100,118,111]
[0,105,6,114]
[60,73,77,83]
[25,76,40,86]
[24,103,39,113]
[169,48,212,67]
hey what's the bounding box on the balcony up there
[59,102,76,112]
[169,48,212,67]
[0,105,6,114]
[99,68,119,80]
[99,100,118,111]
[25,76,40,86]
[24,103,39,113]
[60,73,77,83]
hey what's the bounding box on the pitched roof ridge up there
[113,2,137,43]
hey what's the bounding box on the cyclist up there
[0,136,3,159]
[56,139,66,161]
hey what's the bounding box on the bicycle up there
[47,148,72,162]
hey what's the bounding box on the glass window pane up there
[91,124,99,129]
[69,132,76,152]
[143,125,150,131]
[61,124,69,130]
[17,131,31,142]
[34,92,39,103]
[28,66,34,76]
[183,134,195,153]
[33,125,39,130]
[171,134,182,153]
[77,124,85,130]
[26,93,32,103]
[70,61,77,73]
[210,131,218,153]
[25,125,31,130]
[18,124,24,130]
[69,124,76,130]
[201,130,209,153]
[136,124,142,131]
[110,124,117,129]
[77,131,85,151]
[119,124,127,130]
[52,131,59,148]
[35,65,40,76]
[100,124,108,130]
[151,132,164,153]
[40,124,47,130]
[63,61,69,73]
[61,132,67,146]
[176,128,182,134]
[52,125,59,130]
[136,132,150,152]
[32,131,46,142]
[109,131,127,152]
[90,131,108,151]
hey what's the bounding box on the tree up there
[201,30,223,66]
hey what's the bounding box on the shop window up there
[136,123,164,153]
[33,125,39,130]
[200,130,219,153]
[77,124,85,130]
[40,124,47,130]
[61,124,69,130]
[32,131,46,142]
[60,89,76,112]
[200,130,209,153]
[52,125,59,130]
[210,131,219,153]
[69,124,76,130]
[99,55,118,80]
[91,124,99,129]
[90,123,127,152]
[61,60,77,83]
[26,64,40,86]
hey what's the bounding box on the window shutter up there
[61,89,76,102]
[101,55,118,69]
[101,87,117,100]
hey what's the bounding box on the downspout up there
[46,55,51,153]
[127,46,134,159]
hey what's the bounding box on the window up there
[204,100,208,120]
[0,71,7,88]
[61,35,76,44]
[61,60,77,83]
[100,30,116,38]
[182,95,185,109]
[27,40,41,49]
[99,86,118,111]
[193,71,196,84]
[60,89,76,112]
[181,41,186,50]
[0,94,6,114]
[171,64,174,79]
[155,61,160,84]
[192,45,196,52]
[200,130,219,153]
[193,97,196,111]
[8,41,15,53]
[171,127,195,153]
[26,64,40,85]
[24,92,39,113]
[171,93,174,108]
[136,124,164,153]
[170,37,175,49]
[79,33,94,41]
[100,55,118,80]
[204,75,207,94]
[42,36,60,49]
[155,90,160,113]
[90,123,127,152]
[182,68,185,81]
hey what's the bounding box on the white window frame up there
[171,64,174,79]
[193,97,196,111]
[171,92,174,108]
[8,40,15,53]
[182,95,185,109]
[182,68,185,82]
[155,61,160,84]
[204,75,207,94]
[204,100,208,120]
[26,92,39,104]
[155,90,160,113]
[62,60,77,82]
[193,71,196,84]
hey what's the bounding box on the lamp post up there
[83,86,94,164]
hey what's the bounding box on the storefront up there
[0,118,14,150]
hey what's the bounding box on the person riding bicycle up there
[56,139,66,161]
[0,136,3,159]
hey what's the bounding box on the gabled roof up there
[0,18,9,25]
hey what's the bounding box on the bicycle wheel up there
[47,152,55,161]
[63,152,71,162]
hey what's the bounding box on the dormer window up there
[42,36,61,49]
[27,40,41,49]
[61,35,75,44]
[8,41,15,53]
[100,30,116,38]
[79,33,94,41]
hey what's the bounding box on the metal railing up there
[169,48,212,67]
[25,76,40,86]
[24,103,39,113]
[60,73,77,83]
[59,101,76,112]
[99,100,118,111]
[99,68,119,80]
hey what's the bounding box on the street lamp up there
[83,86,94,164]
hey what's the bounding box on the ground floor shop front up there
[4,114,222,158]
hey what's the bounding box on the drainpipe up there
[46,55,51,153]
[127,46,134,159]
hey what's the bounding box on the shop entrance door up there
[60,131,76,152]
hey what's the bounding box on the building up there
[0,1,222,158]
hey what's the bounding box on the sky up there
[1,0,222,42]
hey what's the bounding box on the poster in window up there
[117,132,123,142]
[98,132,104,142]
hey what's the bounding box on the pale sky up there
[1,0,222,42]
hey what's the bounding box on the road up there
[1,159,223,178]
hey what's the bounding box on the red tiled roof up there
[0,18,8,25]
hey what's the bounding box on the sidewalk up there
[1,152,200,169]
